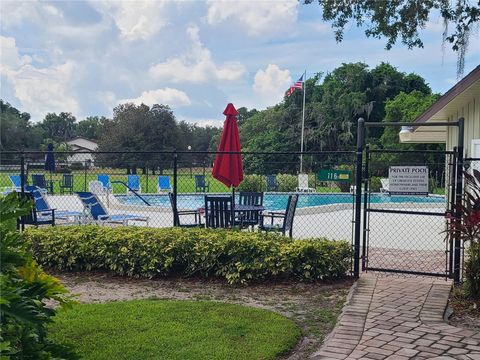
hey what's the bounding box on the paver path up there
[312,276,480,359]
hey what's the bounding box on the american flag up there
[286,75,304,97]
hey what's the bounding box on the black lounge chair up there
[259,194,298,238]
[168,192,202,228]
[234,191,264,228]
[195,175,210,193]
[204,195,236,228]
[17,192,55,228]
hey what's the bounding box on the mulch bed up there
[449,285,480,331]
[52,271,354,360]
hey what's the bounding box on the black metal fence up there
[2,141,470,282]
[2,149,357,243]
[362,148,454,277]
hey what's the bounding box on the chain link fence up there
[2,150,358,243]
[363,148,454,277]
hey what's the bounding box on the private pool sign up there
[388,166,429,195]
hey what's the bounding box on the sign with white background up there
[388,166,429,195]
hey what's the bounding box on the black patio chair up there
[234,191,264,228]
[168,192,202,228]
[17,192,55,228]
[195,175,210,193]
[60,174,74,194]
[259,194,298,238]
[204,195,236,229]
[266,175,279,191]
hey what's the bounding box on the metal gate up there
[362,148,456,277]
[351,117,465,282]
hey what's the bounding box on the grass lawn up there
[49,299,301,360]
[0,169,345,194]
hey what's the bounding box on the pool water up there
[115,193,444,211]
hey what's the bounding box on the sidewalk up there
[312,275,480,359]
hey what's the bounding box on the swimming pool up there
[115,193,444,211]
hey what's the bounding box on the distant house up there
[66,137,98,165]
[399,65,480,157]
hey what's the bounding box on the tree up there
[304,0,480,76]
[0,100,44,154]
[371,90,444,176]
[41,112,77,142]
[97,103,182,173]
[76,116,110,139]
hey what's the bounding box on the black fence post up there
[362,144,369,271]
[354,118,365,278]
[449,147,457,278]
[173,152,178,227]
[146,165,149,193]
[454,118,464,283]
[20,154,25,231]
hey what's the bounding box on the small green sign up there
[317,169,352,182]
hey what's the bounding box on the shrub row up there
[238,174,309,192]
[24,226,352,284]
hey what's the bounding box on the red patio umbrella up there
[212,103,244,188]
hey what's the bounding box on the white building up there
[399,65,480,158]
[66,137,98,165]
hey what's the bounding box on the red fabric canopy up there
[212,103,244,188]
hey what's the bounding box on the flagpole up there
[300,70,306,173]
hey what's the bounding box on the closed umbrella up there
[44,143,55,193]
[212,103,243,189]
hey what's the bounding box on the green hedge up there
[24,226,351,284]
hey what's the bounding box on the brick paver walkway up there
[312,276,480,359]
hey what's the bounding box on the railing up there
[111,180,151,206]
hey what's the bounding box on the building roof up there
[414,65,480,125]
[400,65,480,143]
[66,137,98,151]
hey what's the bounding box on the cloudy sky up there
[1,0,479,126]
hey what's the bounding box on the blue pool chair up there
[9,175,23,191]
[76,191,149,226]
[97,174,112,193]
[157,176,172,192]
[266,175,279,192]
[127,175,141,193]
[26,186,82,223]
[17,192,55,227]
[31,174,53,193]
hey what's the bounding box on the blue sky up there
[1,0,479,126]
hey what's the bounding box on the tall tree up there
[97,103,182,172]
[76,116,110,139]
[0,100,43,152]
[304,0,480,76]
[41,112,77,142]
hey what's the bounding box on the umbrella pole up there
[232,186,235,227]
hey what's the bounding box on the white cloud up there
[206,0,298,36]
[149,25,245,83]
[119,88,191,107]
[0,0,42,28]
[253,64,291,106]
[1,36,79,121]
[179,116,223,127]
[90,0,169,41]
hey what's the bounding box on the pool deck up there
[47,193,446,246]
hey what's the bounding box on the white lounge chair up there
[380,178,389,193]
[296,173,316,193]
